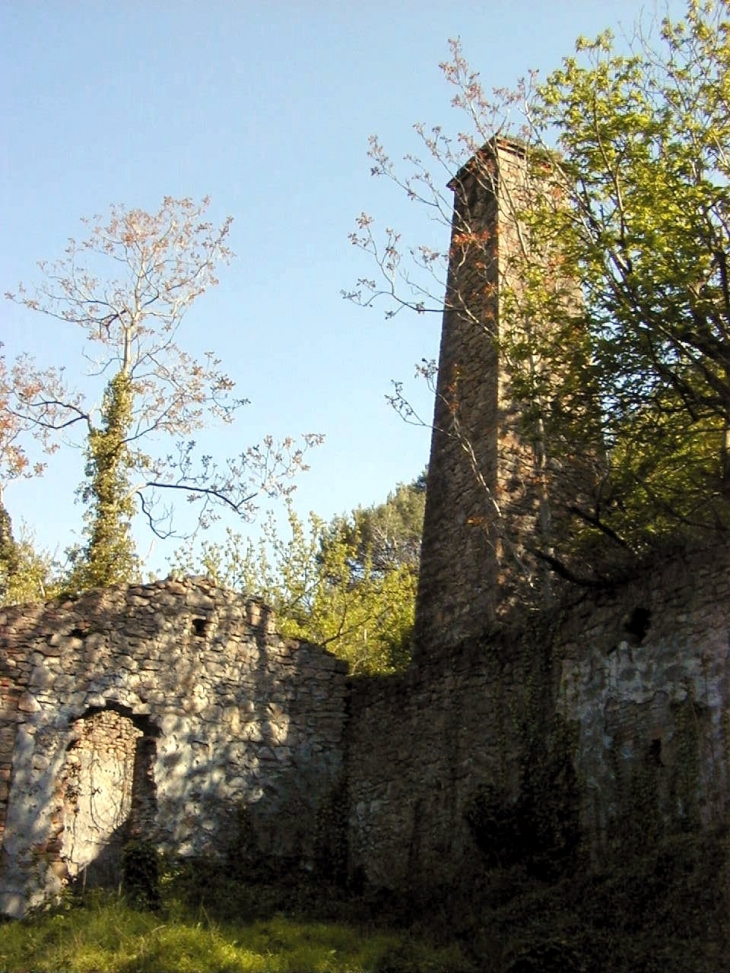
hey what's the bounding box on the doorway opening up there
[60,705,158,888]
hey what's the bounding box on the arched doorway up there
[60,705,157,888]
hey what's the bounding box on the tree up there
[7,198,321,590]
[526,4,730,558]
[173,478,425,673]
[0,350,63,596]
[0,527,61,606]
[324,474,426,575]
[348,0,730,582]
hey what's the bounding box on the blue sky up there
[1,1,684,574]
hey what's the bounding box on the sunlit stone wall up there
[0,578,348,917]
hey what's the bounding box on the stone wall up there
[1,543,729,913]
[0,578,348,917]
[558,542,730,853]
[413,140,505,656]
[347,638,530,891]
[347,540,730,891]
[3,137,729,918]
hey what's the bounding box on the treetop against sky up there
[0,0,688,573]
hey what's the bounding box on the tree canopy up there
[6,198,321,592]
[349,0,730,581]
[173,477,426,674]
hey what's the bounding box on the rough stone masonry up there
[3,136,730,916]
[3,540,730,914]
[0,577,348,917]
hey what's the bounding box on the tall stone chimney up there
[413,137,571,659]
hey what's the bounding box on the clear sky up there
[1,0,685,574]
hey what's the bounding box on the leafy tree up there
[348,0,730,582]
[7,198,321,590]
[173,479,425,673]
[526,4,730,561]
[0,528,61,606]
[324,474,426,575]
[0,350,61,595]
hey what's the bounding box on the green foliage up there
[0,522,60,605]
[0,499,18,593]
[173,478,424,673]
[326,475,426,575]
[513,3,730,558]
[453,829,730,972]
[512,0,730,569]
[121,840,161,911]
[373,938,474,973]
[2,835,727,972]
[67,372,140,591]
[355,1,730,580]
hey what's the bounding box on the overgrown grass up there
[5,828,725,972]
[0,886,472,973]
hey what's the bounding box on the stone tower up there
[413,137,571,658]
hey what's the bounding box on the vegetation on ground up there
[2,825,727,973]
[3,3,730,965]
[0,876,471,973]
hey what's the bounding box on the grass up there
[0,886,472,973]
[5,828,725,972]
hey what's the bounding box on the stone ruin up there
[3,138,730,915]
[4,542,730,916]
[0,578,347,916]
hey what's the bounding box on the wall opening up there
[647,738,663,767]
[60,705,158,889]
[625,606,652,646]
